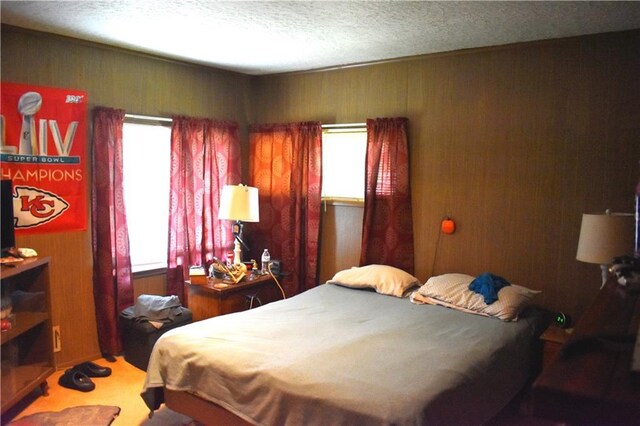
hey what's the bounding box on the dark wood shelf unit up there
[1,257,54,415]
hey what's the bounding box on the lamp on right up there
[219,184,260,265]
[576,211,635,288]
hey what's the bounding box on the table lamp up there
[576,211,634,288]
[219,184,259,265]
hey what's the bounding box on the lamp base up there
[233,240,242,265]
[600,264,610,289]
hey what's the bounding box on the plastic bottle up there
[261,249,271,274]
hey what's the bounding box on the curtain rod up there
[123,117,364,127]
[124,113,172,123]
[122,117,363,127]
[322,123,366,129]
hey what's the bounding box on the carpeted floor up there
[2,356,195,426]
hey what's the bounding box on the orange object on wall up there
[441,217,456,234]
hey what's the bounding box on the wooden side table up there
[532,278,640,424]
[539,325,572,370]
[186,273,281,322]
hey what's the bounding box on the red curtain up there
[167,116,241,302]
[91,106,133,355]
[249,122,322,296]
[360,117,415,274]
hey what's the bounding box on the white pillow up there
[414,273,540,321]
[328,264,420,297]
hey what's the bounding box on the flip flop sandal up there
[58,368,95,392]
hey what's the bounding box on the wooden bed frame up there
[164,384,529,426]
[164,388,252,425]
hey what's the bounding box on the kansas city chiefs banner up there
[1,82,87,234]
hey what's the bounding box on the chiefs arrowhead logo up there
[14,186,69,228]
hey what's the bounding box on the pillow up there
[328,264,420,297]
[413,273,540,321]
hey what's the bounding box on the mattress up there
[142,283,546,425]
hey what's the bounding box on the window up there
[122,118,171,273]
[321,125,367,202]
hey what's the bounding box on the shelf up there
[0,257,53,415]
[0,257,50,280]
[1,363,54,412]
[0,312,49,345]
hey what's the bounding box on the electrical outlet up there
[52,325,61,352]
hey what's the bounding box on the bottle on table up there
[261,249,270,274]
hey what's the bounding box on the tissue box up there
[189,266,207,285]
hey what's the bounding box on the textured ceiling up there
[2,1,640,75]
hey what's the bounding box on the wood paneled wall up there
[2,25,639,365]
[253,30,640,320]
[318,203,363,284]
[1,26,251,367]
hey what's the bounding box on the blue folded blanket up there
[469,272,510,304]
[133,294,183,322]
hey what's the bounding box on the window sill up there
[322,198,364,207]
[132,267,167,279]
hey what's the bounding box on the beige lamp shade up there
[219,185,259,222]
[576,213,634,264]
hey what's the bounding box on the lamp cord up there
[430,223,443,276]
[267,262,287,300]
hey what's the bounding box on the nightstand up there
[533,278,640,424]
[539,324,572,370]
[186,273,281,321]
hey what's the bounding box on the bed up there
[141,267,548,425]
